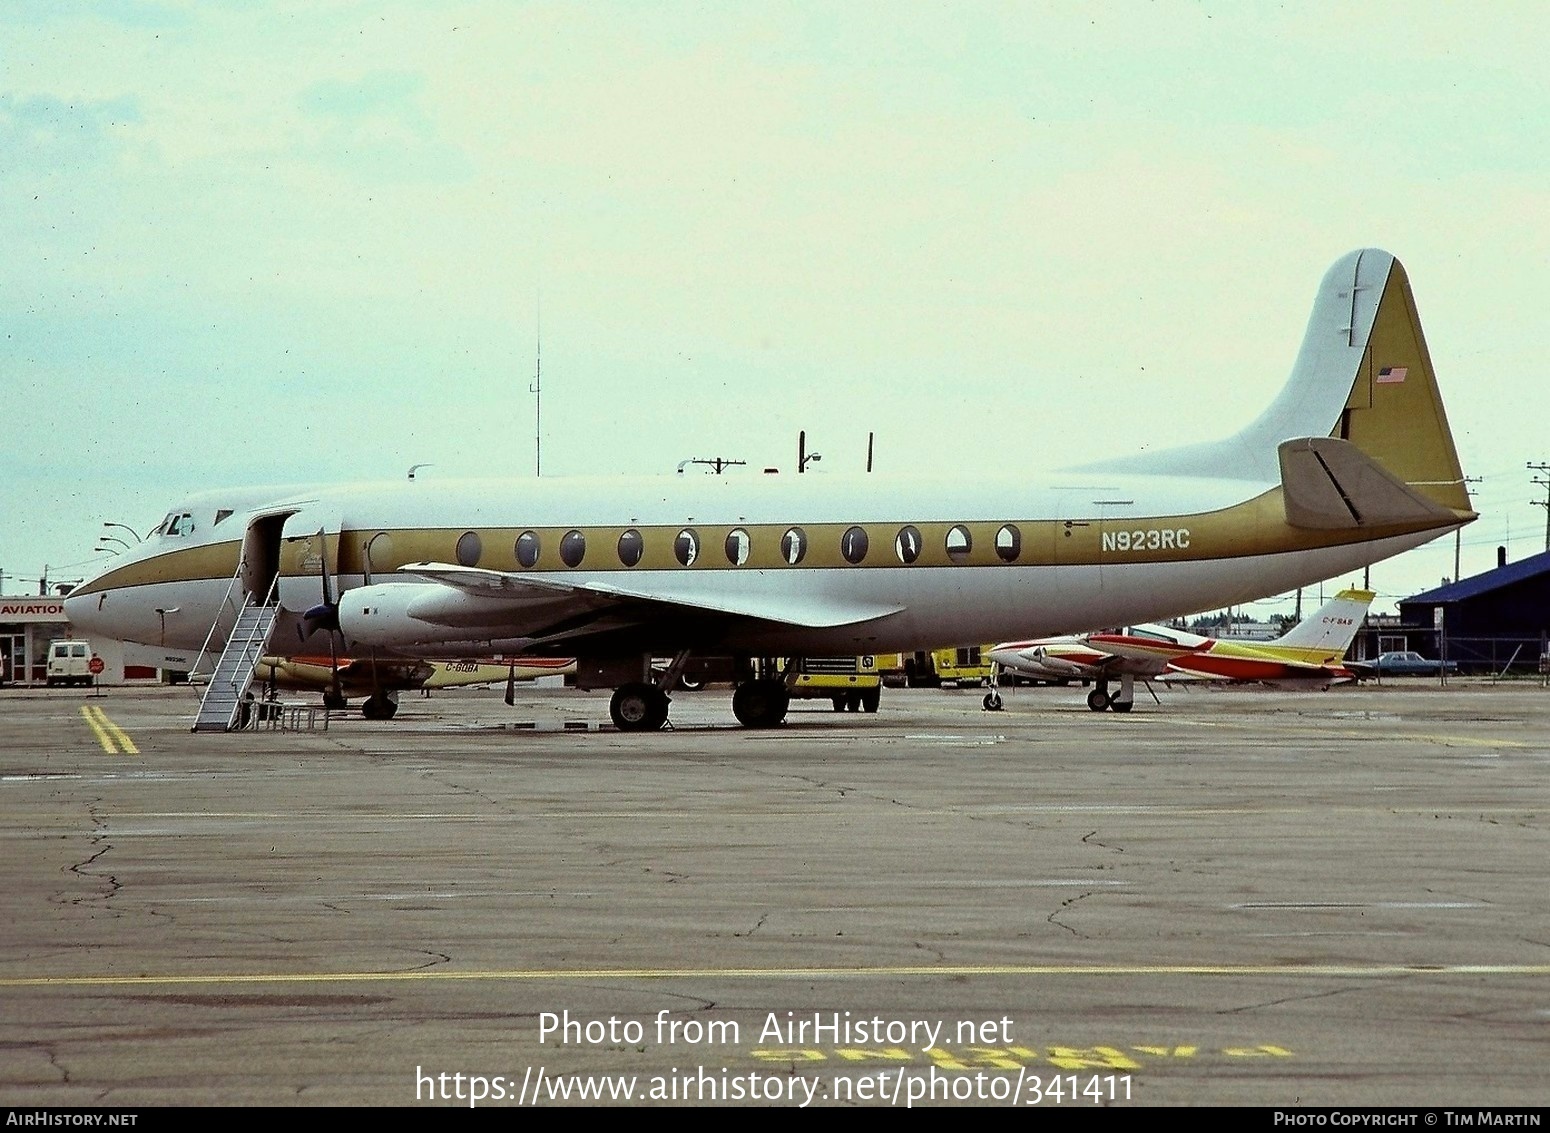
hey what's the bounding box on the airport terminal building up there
[0,594,157,686]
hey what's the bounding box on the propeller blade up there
[505,663,516,706]
[299,529,339,640]
[298,601,340,639]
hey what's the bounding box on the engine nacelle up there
[336,582,506,648]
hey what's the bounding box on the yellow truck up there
[755,655,882,712]
[931,645,994,688]
[878,647,994,688]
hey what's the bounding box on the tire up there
[1109,700,1133,713]
[982,692,1002,711]
[733,679,789,728]
[860,687,881,713]
[610,683,667,731]
[362,695,398,720]
[1086,688,1110,712]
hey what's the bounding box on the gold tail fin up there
[1336,257,1472,514]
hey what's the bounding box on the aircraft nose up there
[63,589,96,632]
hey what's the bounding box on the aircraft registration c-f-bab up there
[67,249,1474,730]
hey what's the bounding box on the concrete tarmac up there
[1,678,1547,1109]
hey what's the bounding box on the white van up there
[46,640,95,687]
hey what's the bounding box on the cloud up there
[0,93,142,173]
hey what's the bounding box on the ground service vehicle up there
[46,640,95,687]
[756,655,882,711]
[931,646,994,688]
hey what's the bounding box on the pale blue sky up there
[4,2,1547,613]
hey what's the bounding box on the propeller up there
[296,529,344,709]
[298,531,340,640]
[505,661,516,706]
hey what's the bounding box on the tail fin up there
[1073,250,1473,518]
[1331,255,1470,512]
[1272,588,1375,652]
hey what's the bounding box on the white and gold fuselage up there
[68,468,1456,659]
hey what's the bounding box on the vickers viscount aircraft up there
[65,249,1474,730]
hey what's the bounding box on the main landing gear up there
[362,691,399,720]
[609,683,671,731]
[1086,674,1136,714]
[603,654,800,732]
[732,678,790,728]
[608,649,689,732]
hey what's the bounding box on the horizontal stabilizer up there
[1278,437,1458,530]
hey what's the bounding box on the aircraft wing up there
[1081,635,1187,678]
[336,560,910,652]
[398,561,908,629]
[988,639,1149,681]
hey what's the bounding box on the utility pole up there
[678,457,746,475]
[1455,475,1483,580]
[1530,463,1550,552]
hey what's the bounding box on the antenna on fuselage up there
[529,291,542,477]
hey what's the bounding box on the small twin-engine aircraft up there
[66,249,1474,730]
[1086,588,1374,689]
[250,654,576,718]
[988,587,1375,711]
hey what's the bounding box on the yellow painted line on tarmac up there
[79,705,139,755]
[5,961,1550,990]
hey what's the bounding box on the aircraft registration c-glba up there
[67,249,1474,730]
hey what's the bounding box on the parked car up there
[1350,651,1459,678]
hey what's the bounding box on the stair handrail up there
[213,570,282,706]
[189,559,251,692]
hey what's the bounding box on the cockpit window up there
[158,512,196,537]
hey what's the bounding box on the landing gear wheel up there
[610,683,669,731]
[362,695,398,720]
[676,674,704,692]
[982,691,1003,711]
[1109,699,1133,713]
[323,691,348,711]
[1086,688,1111,712]
[732,679,789,728]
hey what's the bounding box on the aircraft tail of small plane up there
[1269,587,1376,654]
[1078,249,1473,522]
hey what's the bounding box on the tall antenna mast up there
[529,292,542,476]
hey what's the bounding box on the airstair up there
[191,570,282,732]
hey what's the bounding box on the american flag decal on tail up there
[1376,366,1408,384]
